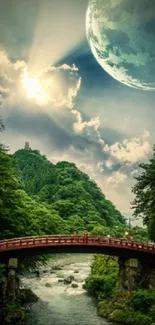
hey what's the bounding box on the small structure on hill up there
[24,142,31,150]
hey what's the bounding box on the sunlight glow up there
[23,70,47,103]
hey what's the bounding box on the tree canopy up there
[13,148,126,234]
[0,145,67,239]
[132,146,155,240]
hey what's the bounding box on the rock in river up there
[64,275,74,284]
[45,283,52,288]
[71,282,78,288]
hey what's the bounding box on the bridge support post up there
[118,257,138,291]
[6,258,19,302]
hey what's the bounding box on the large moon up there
[86,0,155,90]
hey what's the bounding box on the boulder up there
[64,275,75,284]
[71,282,78,288]
[20,288,39,303]
[51,265,62,271]
[45,283,52,288]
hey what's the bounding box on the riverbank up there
[0,280,39,325]
[84,255,155,325]
[97,289,155,325]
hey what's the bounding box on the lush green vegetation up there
[0,122,152,325]
[2,143,149,242]
[98,288,155,325]
[0,145,68,239]
[132,145,155,241]
[13,148,126,235]
[85,255,155,325]
[84,255,118,300]
[84,146,155,325]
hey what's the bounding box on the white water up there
[21,254,112,325]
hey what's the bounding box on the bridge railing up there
[0,235,155,254]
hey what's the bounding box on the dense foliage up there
[1,144,149,241]
[84,255,118,299]
[85,255,155,325]
[98,288,155,325]
[132,146,155,241]
[13,148,126,234]
[0,145,68,239]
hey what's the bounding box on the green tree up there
[14,148,126,230]
[84,255,118,299]
[132,146,155,240]
[0,144,25,238]
[0,145,68,239]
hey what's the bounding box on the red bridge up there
[0,235,155,262]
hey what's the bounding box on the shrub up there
[114,310,152,325]
[130,289,155,313]
[150,305,155,322]
[85,273,116,299]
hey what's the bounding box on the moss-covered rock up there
[20,288,39,304]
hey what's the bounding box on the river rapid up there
[21,254,112,325]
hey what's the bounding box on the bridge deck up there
[0,235,155,258]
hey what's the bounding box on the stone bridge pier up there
[118,257,155,291]
[5,258,19,302]
[118,257,138,291]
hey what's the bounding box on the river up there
[21,254,112,325]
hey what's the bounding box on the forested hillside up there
[0,144,67,239]
[13,148,126,234]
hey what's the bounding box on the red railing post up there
[83,233,88,244]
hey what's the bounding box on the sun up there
[22,70,47,103]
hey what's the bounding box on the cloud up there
[107,171,127,188]
[38,64,81,108]
[73,113,100,133]
[0,51,26,101]
[0,49,152,223]
[0,50,81,112]
[72,110,105,149]
[97,162,104,173]
[103,129,151,163]
[143,129,150,139]
[105,159,113,169]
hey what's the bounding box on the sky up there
[0,0,155,224]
